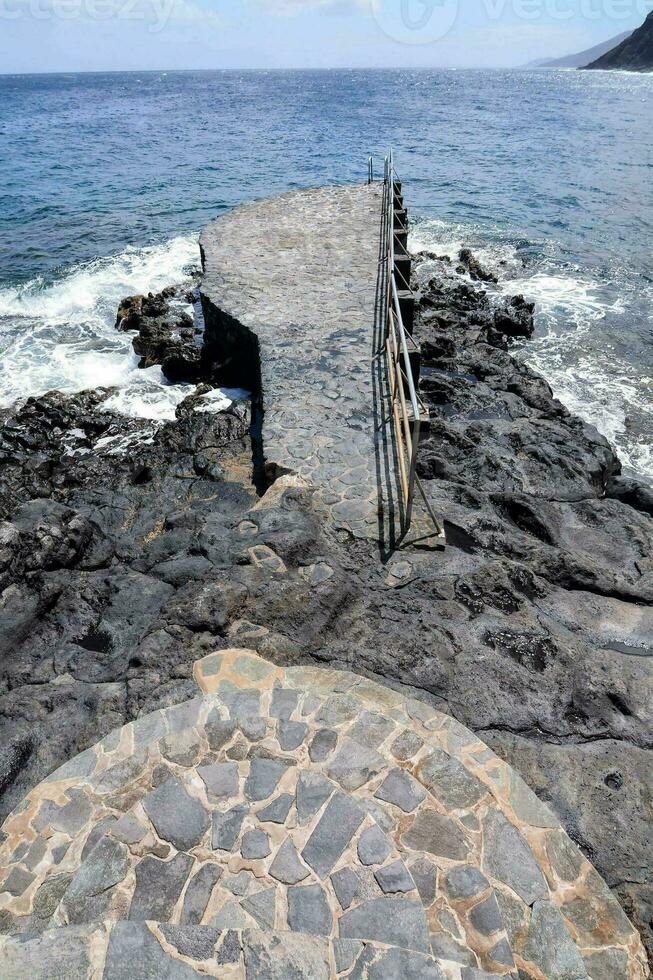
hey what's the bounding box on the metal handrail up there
[381,151,443,539]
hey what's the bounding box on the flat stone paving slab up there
[200,184,383,539]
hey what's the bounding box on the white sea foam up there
[0,236,201,419]
[410,218,653,484]
[193,387,250,414]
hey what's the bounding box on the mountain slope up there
[585,11,653,70]
[529,31,632,69]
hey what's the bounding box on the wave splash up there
[0,236,204,420]
[410,217,653,484]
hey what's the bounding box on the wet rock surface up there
[0,199,651,967]
[115,280,208,384]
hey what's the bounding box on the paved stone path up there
[200,184,387,541]
[1,639,647,977]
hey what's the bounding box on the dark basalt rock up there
[493,294,535,339]
[459,248,498,284]
[0,254,651,964]
[116,284,205,383]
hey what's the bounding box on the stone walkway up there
[200,184,388,541]
[0,644,647,978]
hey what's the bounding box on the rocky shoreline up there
[0,245,651,964]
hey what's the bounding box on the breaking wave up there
[410,217,653,484]
[0,236,203,420]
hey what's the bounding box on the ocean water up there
[0,69,651,477]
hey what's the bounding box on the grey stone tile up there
[242,929,330,980]
[443,866,488,901]
[81,816,118,862]
[44,748,97,783]
[210,899,252,930]
[1,866,35,897]
[357,825,392,866]
[129,852,194,921]
[160,730,201,767]
[468,893,503,936]
[112,812,147,845]
[430,933,478,967]
[544,830,584,883]
[197,762,239,800]
[244,758,288,802]
[408,858,437,908]
[287,882,332,936]
[367,947,447,979]
[180,863,223,924]
[217,930,242,965]
[315,694,361,727]
[277,720,308,751]
[205,715,237,751]
[402,809,470,861]
[62,836,129,924]
[104,921,204,977]
[524,901,589,979]
[49,790,92,836]
[219,685,260,720]
[241,829,271,860]
[239,717,267,742]
[269,839,310,885]
[331,867,361,911]
[296,771,335,823]
[347,711,395,749]
[270,687,299,720]
[241,887,276,929]
[488,937,514,967]
[212,804,248,852]
[0,923,95,978]
[327,738,385,791]
[142,777,210,851]
[375,860,415,894]
[333,938,363,973]
[258,793,293,825]
[582,947,629,980]
[375,768,426,813]
[32,872,72,922]
[418,750,487,811]
[224,871,254,896]
[309,728,338,763]
[159,924,220,960]
[481,810,548,905]
[302,793,366,878]
[338,896,431,954]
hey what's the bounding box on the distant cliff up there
[585,11,653,70]
[527,30,631,69]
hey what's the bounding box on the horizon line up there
[0,64,572,77]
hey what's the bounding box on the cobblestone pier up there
[199,184,387,541]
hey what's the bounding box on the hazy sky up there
[0,0,650,72]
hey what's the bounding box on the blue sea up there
[0,69,651,479]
